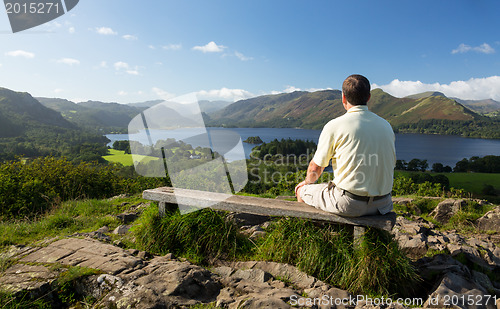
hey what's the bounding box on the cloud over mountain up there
[372,76,500,101]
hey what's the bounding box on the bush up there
[0,157,170,219]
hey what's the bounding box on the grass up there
[256,218,420,297]
[132,205,253,264]
[103,149,159,166]
[394,170,500,196]
[0,196,147,247]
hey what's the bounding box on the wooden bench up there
[142,187,397,241]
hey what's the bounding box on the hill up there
[0,88,76,139]
[452,97,500,114]
[208,89,477,127]
[206,89,499,138]
[0,88,108,158]
[37,98,147,133]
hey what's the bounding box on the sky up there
[1,0,500,103]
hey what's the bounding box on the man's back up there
[314,105,395,196]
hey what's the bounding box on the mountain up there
[37,98,147,133]
[0,88,75,138]
[0,88,108,158]
[207,89,479,130]
[452,98,500,114]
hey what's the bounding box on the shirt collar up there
[346,105,369,113]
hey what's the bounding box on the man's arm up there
[295,160,325,202]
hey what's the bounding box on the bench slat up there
[142,187,396,231]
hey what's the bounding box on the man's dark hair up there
[342,74,371,106]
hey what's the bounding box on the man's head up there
[342,74,371,106]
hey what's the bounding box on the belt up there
[342,190,391,202]
[329,183,390,202]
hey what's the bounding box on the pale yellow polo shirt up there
[312,105,396,196]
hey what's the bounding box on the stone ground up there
[1,198,500,308]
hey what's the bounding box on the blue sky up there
[1,0,500,103]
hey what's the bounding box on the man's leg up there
[299,183,336,213]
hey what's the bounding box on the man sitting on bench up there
[295,74,396,217]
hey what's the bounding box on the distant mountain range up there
[1,86,499,147]
[205,89,488,130]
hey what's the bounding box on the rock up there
[476,207,500,232]
[472,270,494,292]
[424,272,495,309]
[227,212,271,227]
[250,230,267,240]
[392,197,415,205]
[137,251,152,260]
[116,212,138,224]
[97,226,110,233]
[397,234,427,259]
[18,238,142,275]
[232,269,273,283]
[99,258,222,308]
[113,225,131,235]
[429,199,465,224]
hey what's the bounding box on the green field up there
[394,170,500,195]
[103,149,159,166]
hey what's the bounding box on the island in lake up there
[244,136,263,144]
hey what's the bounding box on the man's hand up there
[295,160,325,203]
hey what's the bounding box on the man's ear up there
[342,92,347,104]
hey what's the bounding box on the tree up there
[432,163,444,173]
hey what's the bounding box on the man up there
[295,74,395,217]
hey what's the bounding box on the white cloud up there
[192,41,226,53]
[162,44,182,50]
[122,34,137,40]
[68,27,75,34]
[148,45,156,50]
[452,43,495,54]
[95,27,117,35]
[114,61,129,70]
[234,51,253,61]
[114,61,140,75]
[100,61,107,68]
[372,76,500,101]
[54,88,63,94]
[118,91,128,96]
[5,50,35,59]
[196,87,254,102]
[57,58,80,66]
[152,87,175,100]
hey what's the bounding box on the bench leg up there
[353,226,366,248]
[158,202,178,217]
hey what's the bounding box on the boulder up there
[429,199,465,224]
[476,207,500,232]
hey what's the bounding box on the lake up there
[106,127,500,168]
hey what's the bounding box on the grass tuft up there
[132,204,253,264]
[256,218,420,297]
